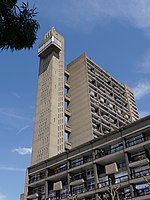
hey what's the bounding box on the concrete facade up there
[31,28,64,165]
[66,53,93,147]
[22,28,142,200]
[31,28,139,164]
[25,115,150,200]
[67,53,139,148]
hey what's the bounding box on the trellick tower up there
[31,27,64,165]
[22,28,140,200]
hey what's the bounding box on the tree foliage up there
[0,0,39,51]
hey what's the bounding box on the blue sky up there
[1,0,150,199]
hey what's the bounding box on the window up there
[71,172,83,181]
[49,191,56,200]
[99,176,109,187]
[86,180,95,191]
[54,163,67,174]
[33,185,45,196]
[126,134,144,147]
[72,184,85,195]
[86,168,94,179]
[83,154,93,163]
[110,142,123,153]
[60,188,68,198]
[70,157,83,168]
[129,151,147,163]
[115,171,128,183]
[117,161,126,171]
[135,183,150,196]
[132,165,150,178]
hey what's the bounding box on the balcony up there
[70,159,83,169]
[28,189,45,200]
[126,137,144,148]
[70,178,84,186]
[93,128,104,137]
[132,168,150,179]
[64,81,70,89]
[48,164,67,178]
[95,143,123,159]
[64,94,70,102]
[88,68,95,77]
[89,82,97,91]
[134,184,150,199]
[29,173,46,184]
[145,134,150,141]
[48,193,68,200]
[64,124,71,133]
[98,175,128,189]
[65,142,72,150]
[72,185,85,195]
[64,108,71,117]
[64,69,70,77]
[47,165,68,182]
[70,155,93,169]
[129,151,149,168]
[27,193,39,199]
[115,175,128,184]
[125,134,150,151]
[129,158,149,168]
[95,148,124,166]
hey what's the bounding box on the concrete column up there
[123,138,134,198]
[92,149,99,200]
[45,180,49,199]
[67,157,71,195]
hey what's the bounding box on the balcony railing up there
[48,194,68,200]
[95,144,123,159]
[29,174,46,184]
[132,168,150,179]
[72,187,85,195]
[126,134,150,148]
[28,192,45,199]
[71,174,83,182]
[48,189,68,200]
[115,175,128,183]
[126,136,144,148]
[98,175,128,188]
[70,160,83,168]
[129,152,147,163]
[98,180,109,188]
[70,155,93,169]
[48,165,67,176]
[72,183,95,195]
[145,134,150,141]
[135,186,150,197]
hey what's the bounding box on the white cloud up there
[137,49,150,73]
[0,166,25,172]
[12,147,32,155]
[38,0,150,34]
[133,81,150,100]
[0,107,33,131]
[0,193,6,200]
[16,125,30,135]
[11,92,21,99]
[0,108,30,121]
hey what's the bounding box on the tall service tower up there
[31,28,64,165]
